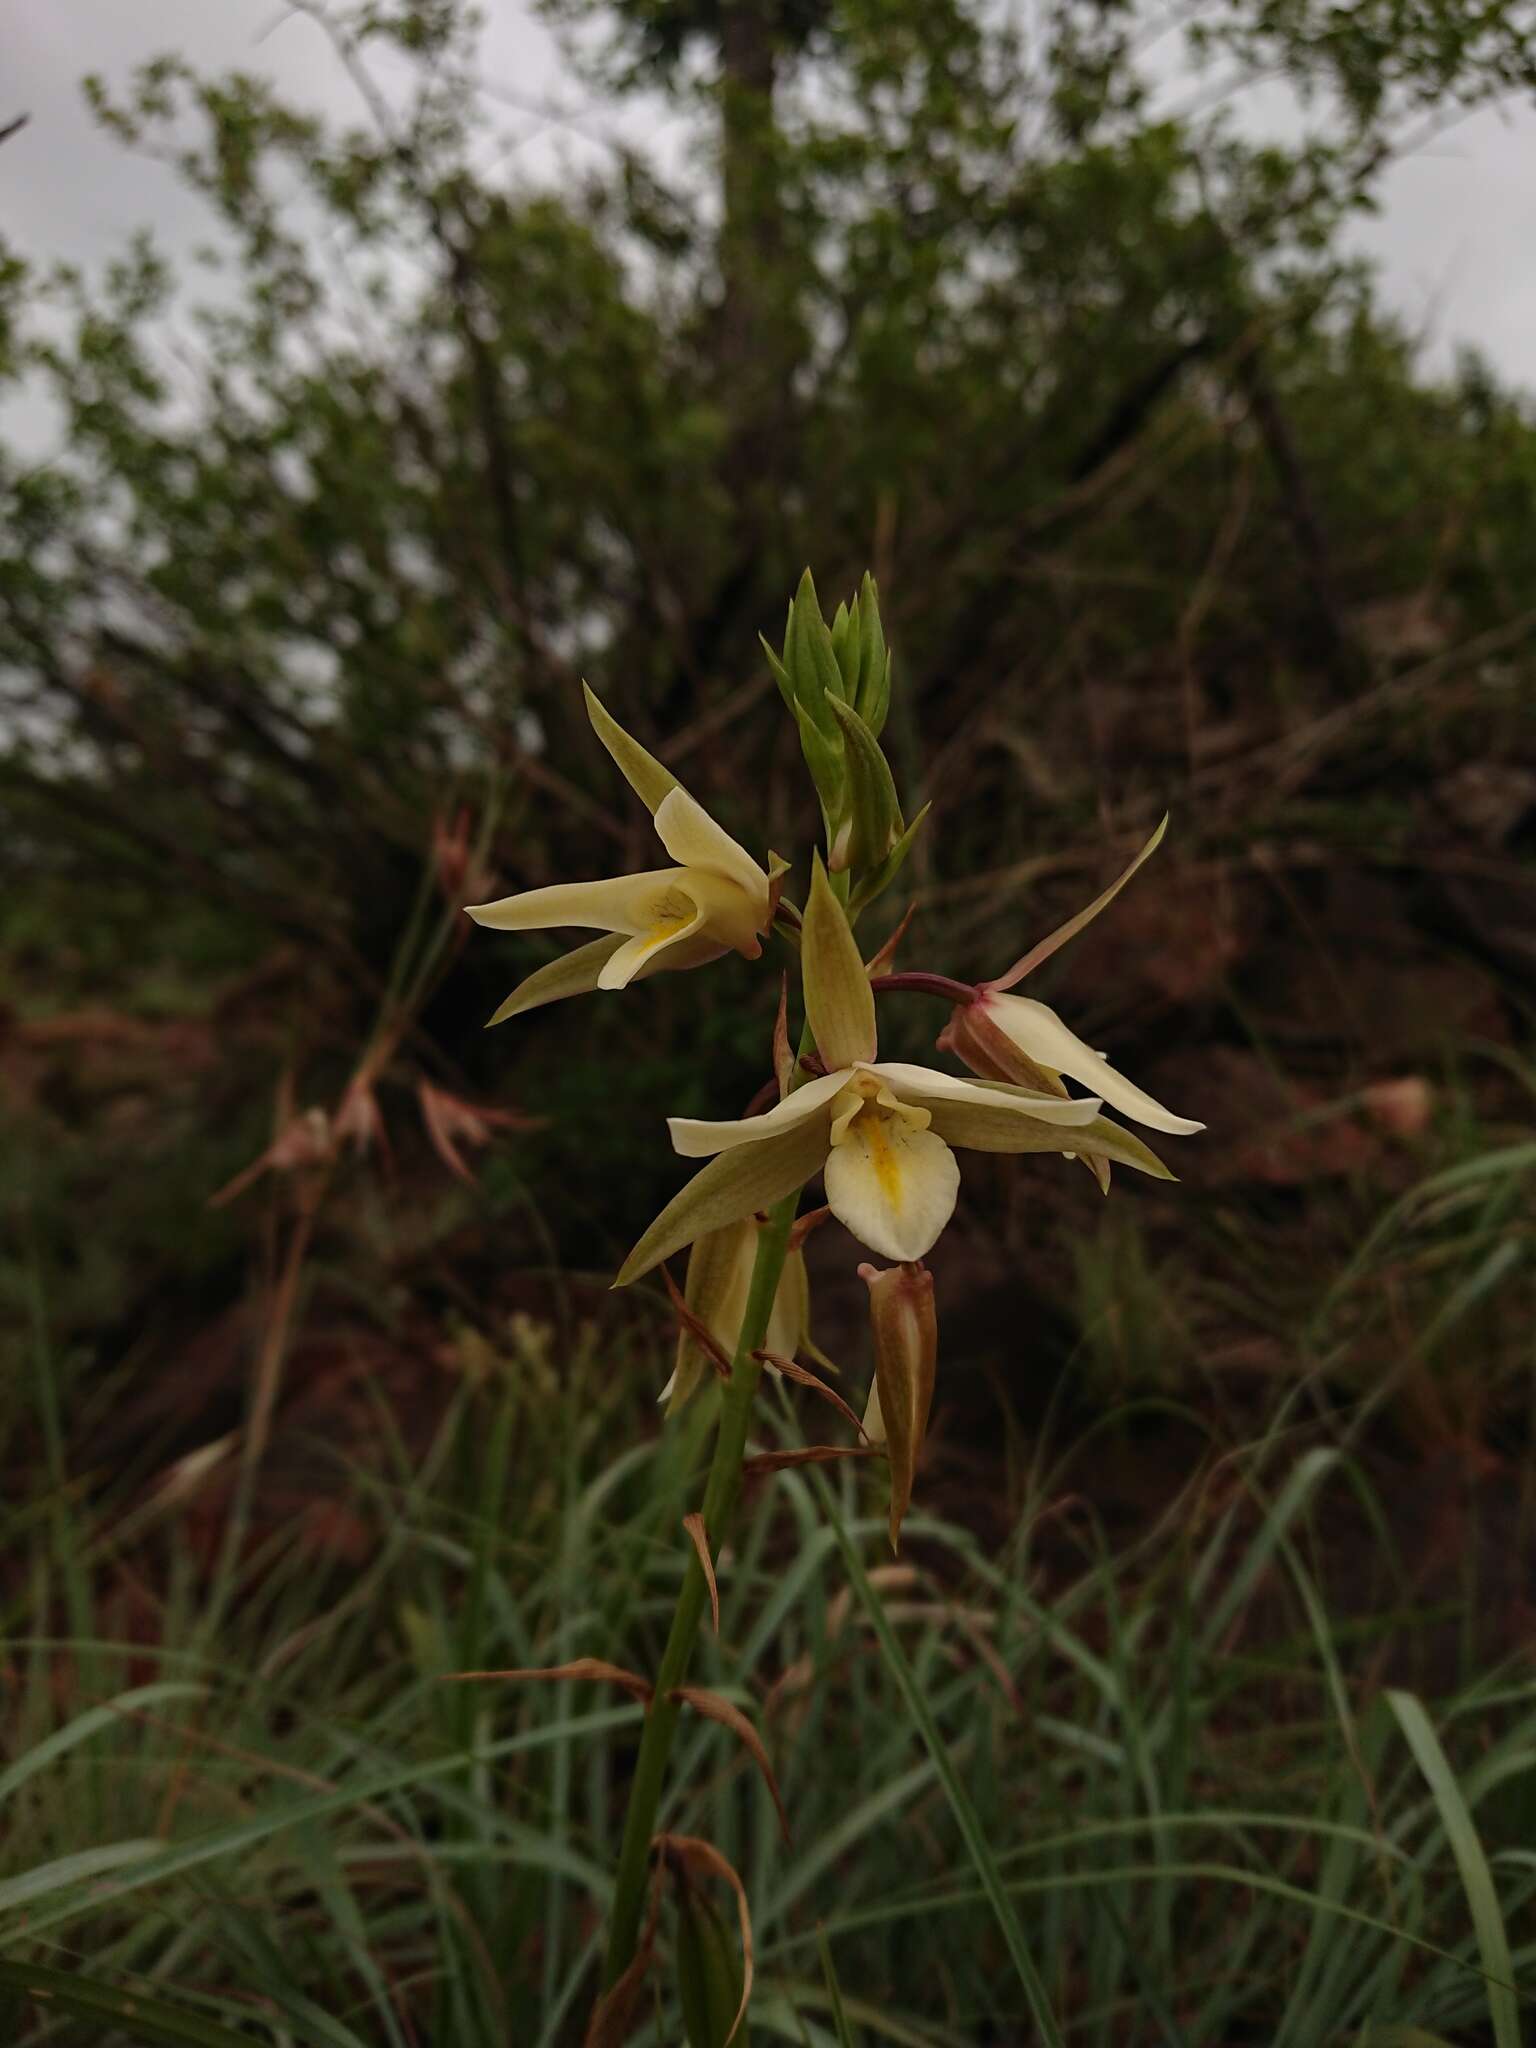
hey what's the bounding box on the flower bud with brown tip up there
[859,1260,938,1552]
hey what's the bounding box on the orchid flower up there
[937,816,1203,1140]
[617,859,1176,1283]
[466,685,781,1023]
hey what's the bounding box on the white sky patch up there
[5,0,1534,421]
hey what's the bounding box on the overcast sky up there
[8,1,1536,397]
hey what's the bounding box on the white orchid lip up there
[828,1071,930,1146]
[823,1072,956,1263]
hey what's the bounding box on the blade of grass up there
[0,1840,163,1914]
[0,1959,261,2047]
[816,1925,856,2048]
[806,1466,1067,2048]
[1387,1690,1524,2048]
[2,1703,644,1945]
[0,1683,206,1806]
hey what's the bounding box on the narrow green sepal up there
[850,799,932,915]
[759,633,795,714]
[826,694,903,874]
[788,568,846,725]
[831,598,862,700]
[854,574,889,736]
[791,697,847,818]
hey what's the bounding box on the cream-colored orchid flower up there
[937,816,1203,1140]
[466,685,779,1023]
[617,859,1178,1284]
[659,1217,810,1416]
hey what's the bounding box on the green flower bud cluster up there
[761,569,927,904]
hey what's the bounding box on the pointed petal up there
[802,854,878,1069]
[616,1120,829,1285]
[582,680,678,813]
[824,1117,959,1263]
[669,1067,849,1158]
[465,869,682,935]
[988,815,1167,990]
[486,935,629,1024]
[653,787,767,910]
[923,1101,1176,1177]
[866,1059,1101,1126]
[982,995,1204,1134]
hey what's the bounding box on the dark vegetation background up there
[4,1,1536,2040]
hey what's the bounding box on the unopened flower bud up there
[940,988,1201,1138]
[859,1260,937,1552]
[763,570,908,887]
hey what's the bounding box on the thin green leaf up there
[0,1961,260,2048]
[1388,1690,1524,2048]
[0,1682,205,1806]
[807,1472,1067,2048]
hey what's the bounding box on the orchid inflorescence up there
[463,569,1202,2027]
[470,570,1200,1526]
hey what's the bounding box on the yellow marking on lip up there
[634,885,698,955]
[859,1109,904,1210]
[636,912,694,954]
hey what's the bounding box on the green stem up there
[602,1184,801,1985]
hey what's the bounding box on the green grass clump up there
[4,1284,1535,2046]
